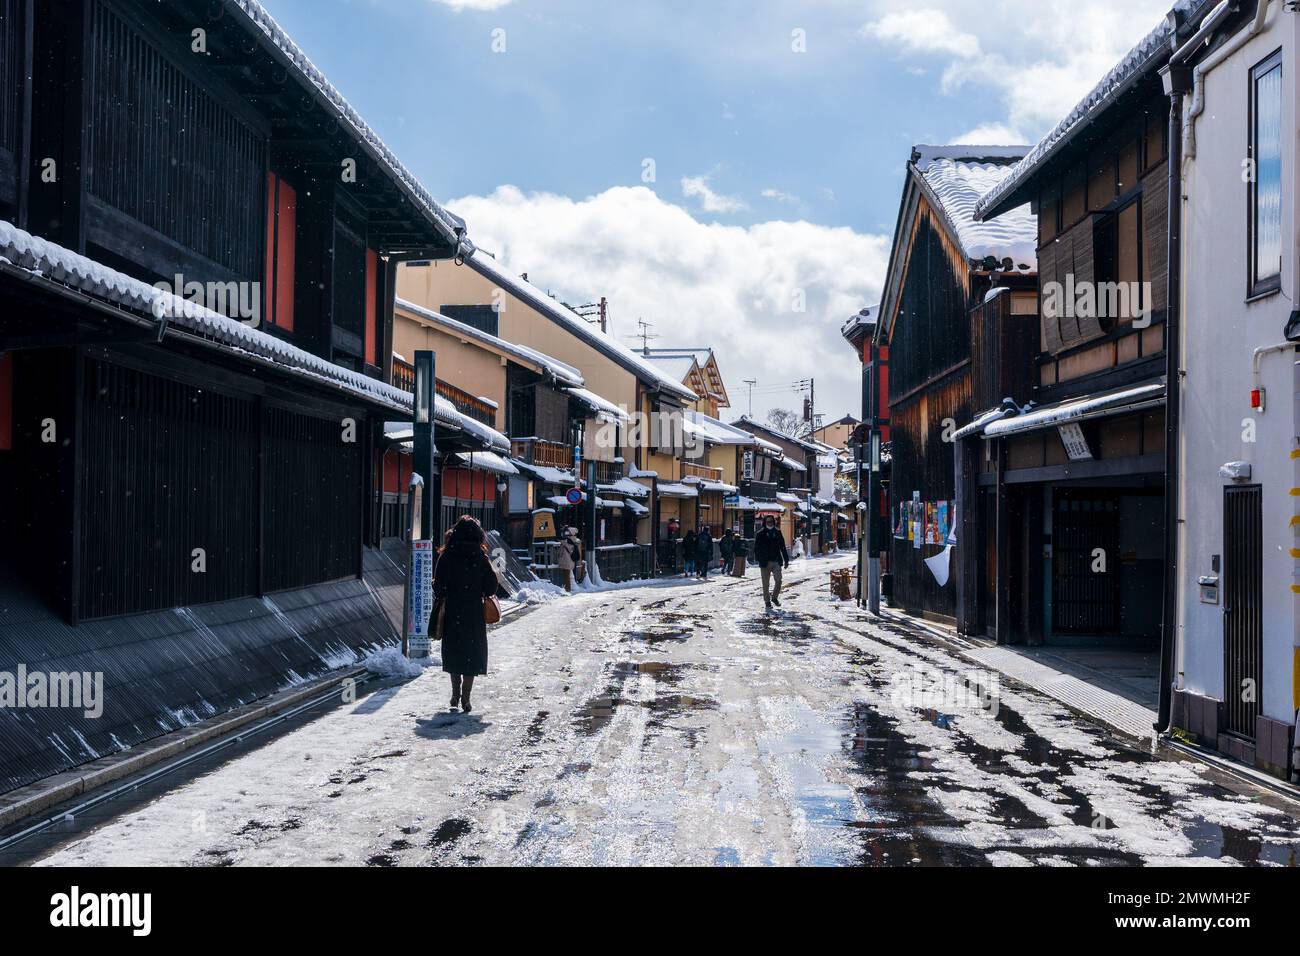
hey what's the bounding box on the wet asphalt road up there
[13,556,1300,866]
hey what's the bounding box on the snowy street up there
[20,555,1300,868]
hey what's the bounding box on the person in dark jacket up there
[681,528,697,577]
[730,534,749,577]
[431,515,500,714]
[719,529,735,573]
[695,526,714,579]
[753,514,790,610]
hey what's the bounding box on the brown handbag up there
[483,595,502,625]
[433,599,447,641]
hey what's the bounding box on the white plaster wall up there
[1177,8,1298,723]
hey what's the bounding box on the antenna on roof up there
[744,378,757,417]
[626,319,657,354]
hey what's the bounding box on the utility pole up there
[574,296,609,333]
[743,378,756,417]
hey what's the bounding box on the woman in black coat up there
[432,515,500,714]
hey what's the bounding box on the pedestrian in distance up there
[431,515,501,715]
[730,533,749,577]
[719,528,735,575]
[682,527,697,577]
[555,526,582,592]
[753,514,790,611]
[695,525,714,580]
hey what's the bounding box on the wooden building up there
[0,0,505,795]
[397,249,697,577]
[875,145,1037,624]
[389,298,641,555]
[966,23,1173,657]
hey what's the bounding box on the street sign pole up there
[401,474,424,657]
[408,350,438,657]
[868,428,881,615]
[413,350,438,542]
[586,459,598,574]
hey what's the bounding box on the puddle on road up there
[573,660,718,739]
[820,629,1300,865]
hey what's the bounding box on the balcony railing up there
[390,356,497,428]
[592,459,625,484]
[392,356,416,393]
[681,461,724,482]
[436,380,496,427]
[511,437,573,471]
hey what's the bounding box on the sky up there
[266,0,1174,422]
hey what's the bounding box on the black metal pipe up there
[1156,63,1193,734]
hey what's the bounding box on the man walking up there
[718,528,735,576]
[695,525,714,580]
[753,514,789,611]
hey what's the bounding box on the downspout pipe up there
[1182,1,1272,163]
[1156,60,1194,735]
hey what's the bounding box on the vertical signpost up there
[586,459,599,575]
[407,350,438,658]
[413,350,438,542]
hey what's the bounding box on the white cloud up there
[953,121,1027,146]
[447,185,888,419]
[862,9,981,59]
[862,0,1172,143]
[428,0,513,11]
[681,174,748,214]
[761,187,802,205]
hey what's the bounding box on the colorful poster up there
[937,501,950,542]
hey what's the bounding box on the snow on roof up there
[641,353,697,383]
[565,387,629,424]
[231,0,469,252]
[597,477,650,498]
[465,251,697,402]
[913,144,1031,171]
[455,451,518,476]
[921,157,1037,269]
[983,382,1166,438]
[683,409,761,446]
[624,497,650,516]
[0,218,506,451]
[512,460,578,485]
[729,415,822,453]
[396,298,583,387]
[656,482,699,499]
[973,1,1200,222]
[682,477,739,494]
[840,305,878,340]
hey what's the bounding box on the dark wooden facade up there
[966,82,1172,648]
[1,0,466,622]
[882,198,981,622]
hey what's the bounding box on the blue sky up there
[265,0,1172,420]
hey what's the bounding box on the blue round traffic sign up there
[566,487,584,505]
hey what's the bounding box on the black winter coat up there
[432,542,499,676]
[695,531,714,559]
[753,526,789,566]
